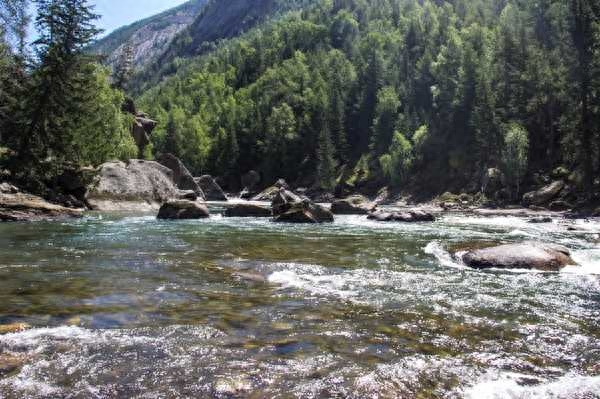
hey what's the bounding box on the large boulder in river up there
[522,181,565,207]
[157,153,205,199]
[157,200,209,220]
[331,195,376,215]
[88,160,181,210]
[0,189,82,222]
[224,203,272,217]
[460,242,575,271]
[195,175,227,201]
[252,179,289,202]
[272,189,333,224]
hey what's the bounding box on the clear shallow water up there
[0,207,598,398]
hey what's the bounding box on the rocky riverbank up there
[2,154,599,224]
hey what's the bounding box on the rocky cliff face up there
[157,0,310,64]
[90,0,208,69]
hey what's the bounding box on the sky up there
[27,0,189,39]
[91,0,189,36]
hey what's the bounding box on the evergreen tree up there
[371,86,400,156]
[23,0,102,166]
[164,111,181,156]
[317,115,336,191]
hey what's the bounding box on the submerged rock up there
[272,189,333,224]
[157,200,209,220]
[157,153,205,199]
[368,209,435,223]
[88,160,181,210]
[0,353,28,375]
[224,203,272,217]
[0,322,30,334]
[196,175,227,201]
[528,217,553,224]
[0,191,82,222]
[460,242,575,271]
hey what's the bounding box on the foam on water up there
[566,248,600,274]
[463,372,600,399]
[423,241,468,269]
[268,263,375,302]
[0,326,160,350]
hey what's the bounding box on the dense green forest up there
[1,0,599,202]
[137,0,600,199]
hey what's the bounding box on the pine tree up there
[0,2,29,153]
[22,0,102,165]
[317,119,336,191]
[164,111,181,156]
[371,86,400,156]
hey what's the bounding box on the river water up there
[0,205,599,398]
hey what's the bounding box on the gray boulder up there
[87,160,181,210]
[272,189,333,224]
[331,195,376,215]
[177,190,199,201]
[251,179,289,202]
[157,200,209,220]
[523,181,565,206]
[157,153,205,199]
[224,203,272,217]
[196,175,227,201]
[131,116,157,158]
[460,242,575,271]
[0,190,82,222]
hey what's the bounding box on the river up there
[0,205,599,398]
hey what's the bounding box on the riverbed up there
[0,206,599,398]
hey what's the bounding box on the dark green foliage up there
[118,0,595,196]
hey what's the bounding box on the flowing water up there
[0,204,599,398]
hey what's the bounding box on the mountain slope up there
[89,0,209,69]
[160,0,309,62]
[135,0,596,202]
